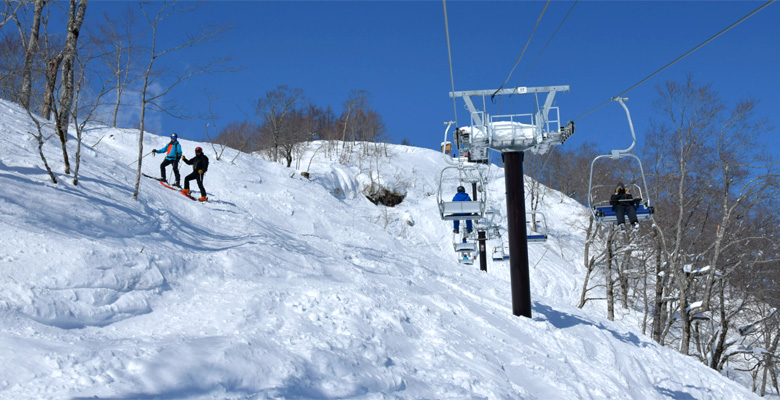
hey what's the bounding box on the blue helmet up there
[170,133,178,140]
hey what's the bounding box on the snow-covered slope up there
[0,99,758,399]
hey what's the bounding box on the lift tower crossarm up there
[450,85,570,98]
[451,86,570,129]
[451,85,571,152]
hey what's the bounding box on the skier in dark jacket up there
[452,185,473,234]
[181,147,209,201]
[152,133,182,187]
[610,182,638,230]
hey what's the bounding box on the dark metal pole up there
[471,182,488,272]
[503,151,531,318]
[478,230,487,272]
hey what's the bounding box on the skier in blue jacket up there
[152,133,182,187]
[452,186,473,234]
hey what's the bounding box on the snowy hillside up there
[0,98,758,399]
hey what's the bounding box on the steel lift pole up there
[472,182,488,272]
[503,151,531,317]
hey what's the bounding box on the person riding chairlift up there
[452,186,473,234]
[610,182,639,231]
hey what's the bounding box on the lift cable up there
[572,0,776,122]
[492,0,552,100]
[442,0,459,124]
[514,0,579,88]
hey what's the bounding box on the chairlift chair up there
[454,236,478,264]
[453,239,478,254]
[437,165,487,221]
[492,246,506,261]
[459,254,475,265]
[590,183,654,224]
[526,211,549,243]
[587,98,655,225]
[492,243,509,261]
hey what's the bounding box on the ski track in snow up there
[0,99,762,399]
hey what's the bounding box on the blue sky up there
[88,1,779,156]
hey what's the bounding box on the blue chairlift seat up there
[594,198,654,224]
[527,233,548,243]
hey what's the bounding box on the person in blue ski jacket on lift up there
[152,133,182,187]
[452,185,473,234]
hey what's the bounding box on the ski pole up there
[127,150,155,166]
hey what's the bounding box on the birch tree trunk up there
[651,227,666,343]
[606,229,615,321]
[55,0,88,175]
[111,41,123,127]
[19,0,46,109]
[577,215,600,309]
[133,23,156,201]
[41,54,63,119]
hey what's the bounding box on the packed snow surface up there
[0,99,757,399]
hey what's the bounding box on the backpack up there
[201,155,209,173]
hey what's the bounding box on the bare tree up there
[50,0,87,176]
[24,107,57,183]
[578,214,609,309]
[635,77,780,368]
[18,0,46,109]
[279,107,315,168]
[254,85,305,163]
[650,225,671,343]
[644,76,725,354]
[214,119,256,159]
[202,91,249,162]
[131,1,232,200]
[338,90,386,144]
[699,99,778,313]
[70,45,112,186]
[40,52,62,118]
[95,5,141,127]
[0,30,25,99]
[0,0,24,30]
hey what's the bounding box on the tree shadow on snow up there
[653,386,699,400]
[70,386,258,400]
[533,302,653,349]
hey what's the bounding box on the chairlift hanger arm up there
[613,97,637,154]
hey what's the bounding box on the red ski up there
[143,174,205,202]
[158,181,195,201]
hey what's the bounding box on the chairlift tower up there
[450,85,574,318]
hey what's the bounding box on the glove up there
[198,170,203,174]
[182,156,188,162]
